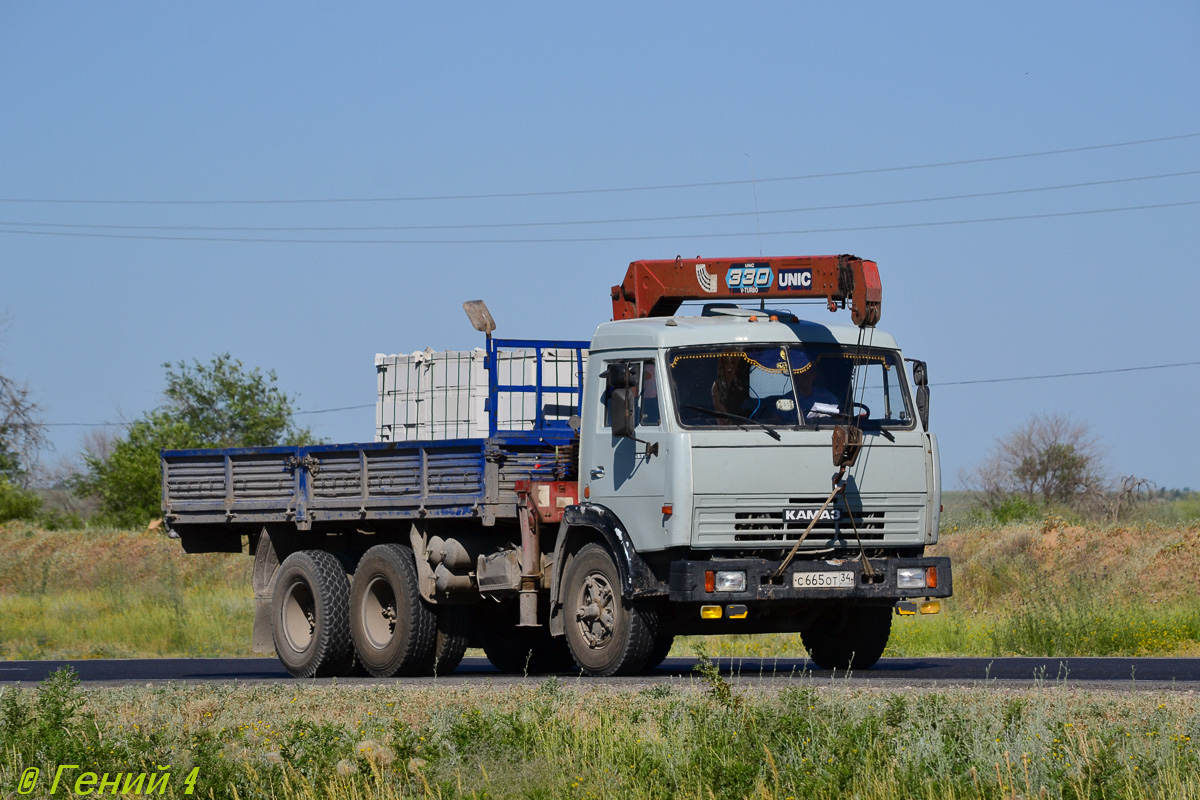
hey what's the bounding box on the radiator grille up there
[694,495,922,548]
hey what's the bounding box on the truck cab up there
[581,309,940,557]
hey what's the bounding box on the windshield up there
[667,344,913,429]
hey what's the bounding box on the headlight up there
[896,567,926,589]
[714,571,747,592]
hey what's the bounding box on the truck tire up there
[350,544,439,677]
[432,606,470,675]
[646,634,675,670]
[271,550,355,678]
[478,601,576,674]
[562,543,657,677]
[800,605,892,670]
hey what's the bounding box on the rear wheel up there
[350,544,439,677]
[562,543,656,677]
[800,605,892,670]
[272,550,354,678]
[431,606,471,675]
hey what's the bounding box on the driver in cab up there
[793,352,844,422]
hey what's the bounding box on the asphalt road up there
[3,656,1199,689]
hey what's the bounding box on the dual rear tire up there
[271,544,468,678]
[271,550,355,678]
[350,544,469,677]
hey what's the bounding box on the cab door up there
[581,355,668,550]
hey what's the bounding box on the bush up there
[988,494,1041,524]
[0,475,41,523]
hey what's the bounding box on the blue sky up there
[1,2,1198,489]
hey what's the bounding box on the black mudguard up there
[547,503,667,636]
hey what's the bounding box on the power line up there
[1,199,1196,245]
[37,402,376,428]
[35,403,375,428]
[936,361,1200,387]
[294,403,374,415]
[39,422,128,428]
[1,132,1196,206]
[3,170,1195,234]
[30,362,1200,429]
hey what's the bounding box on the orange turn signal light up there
[704,570,715,593]
[925,566,938,589]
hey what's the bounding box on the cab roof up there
[589,313,900,353]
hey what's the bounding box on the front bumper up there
[667,556,952,603]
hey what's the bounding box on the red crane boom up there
[611,254,881,327]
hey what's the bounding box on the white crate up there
[375,347,585,442]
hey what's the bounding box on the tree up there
[161,353,311,448]
[0,326,47,522]
[80,354,315,527]
[968,413,1105,514]
[1,368,47,487]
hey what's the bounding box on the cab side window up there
[601,359,661,428]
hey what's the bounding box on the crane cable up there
[838,324,878,579]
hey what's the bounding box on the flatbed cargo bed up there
[163,435,578,532]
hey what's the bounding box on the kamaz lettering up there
[726,262,774,294]
[783,508,844,522]
[778,268,813,290]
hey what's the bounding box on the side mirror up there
[610,387,636,439]
[911,360,927,388]
[911,360,929,429]
[606,362,636,389]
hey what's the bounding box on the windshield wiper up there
[684,405,782,441]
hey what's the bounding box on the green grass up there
[0,589,254,659]
[0,523,253,660]
[2,666,1199,799]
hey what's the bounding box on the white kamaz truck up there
[162,255,951,678]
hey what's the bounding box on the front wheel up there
[645,634,675,670]
[271,550,355,678]
[561,543,657,677]
[800,605,892,670]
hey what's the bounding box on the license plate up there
[793,570,855,589]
